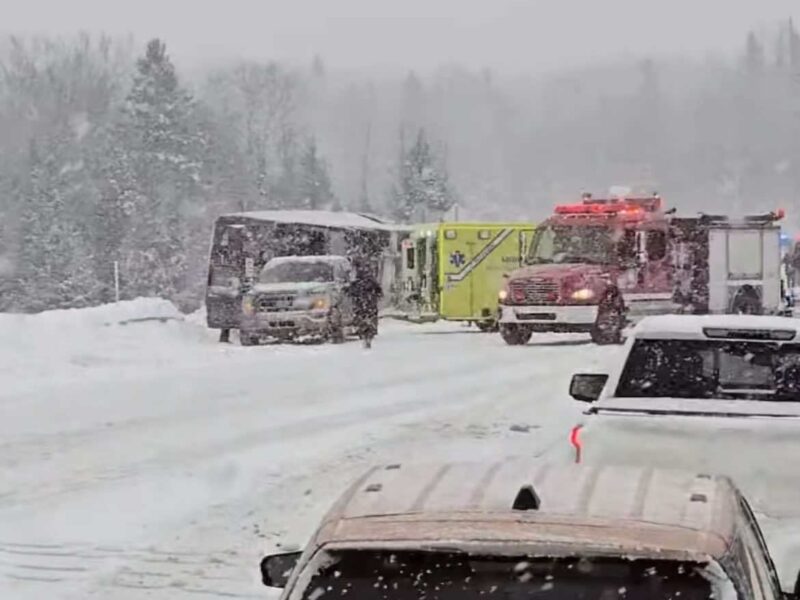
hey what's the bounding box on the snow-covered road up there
[0,301,612,599]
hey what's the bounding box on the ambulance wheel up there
[477,320,498,333]
[500,324,532,345]
[591,294,624,345]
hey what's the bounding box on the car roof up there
[633,314,799,341]
[264,255,350,266]
[312,460,739,560]
[221,209,408,232]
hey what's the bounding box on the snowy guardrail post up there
[114,261,120,304]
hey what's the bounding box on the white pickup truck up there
[558,314,800,520]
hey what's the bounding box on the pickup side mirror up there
[569,374,608,403]
[260,551,302,588]
[787,571,800,600]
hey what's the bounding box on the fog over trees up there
[1,20,799,311]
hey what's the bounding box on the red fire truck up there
[498,193,785,345]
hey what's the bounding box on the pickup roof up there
[260,460,797,599]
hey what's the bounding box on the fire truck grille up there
[510,279,559,303]
[256,294,296,312]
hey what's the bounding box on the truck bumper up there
[499,304,598,327]
[240,309,332,336]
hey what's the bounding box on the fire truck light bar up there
[555,196,662,215]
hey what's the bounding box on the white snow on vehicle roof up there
[264,255,350,266]
[223,209,408,232]
[633,314,800,340]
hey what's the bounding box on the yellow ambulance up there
[400,222,536,330]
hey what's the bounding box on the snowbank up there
[0,298,214,394]
[0,297,182,327]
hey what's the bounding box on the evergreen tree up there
[117,38,205,301]
[297,137,337,210]
[390,128,455,222]
[745,31,765,76]
[16,136,99,311]
[311,54,326,79]
[789,19,800,70]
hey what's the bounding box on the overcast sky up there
[1,0,797,73]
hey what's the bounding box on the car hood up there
[250,282,335,295]
[510,263,610,281]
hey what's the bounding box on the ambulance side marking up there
[445,228,514,283]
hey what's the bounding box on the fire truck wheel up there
[500,324,532,345]
[591,295,624,345]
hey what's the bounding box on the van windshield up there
[296,551,717,600]
[616,339,800,400]
[527,225,613,265]
[259,261,335,284]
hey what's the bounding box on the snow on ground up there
[0,299,798,598]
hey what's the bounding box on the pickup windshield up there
[616,339,800,400]
[259,261,335,284]
[527,225,613,265]
[297,551,717,600]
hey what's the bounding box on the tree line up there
[1,20,799,312]
[0,36,454,311]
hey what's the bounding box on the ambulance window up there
[406,247,415,270]
[445,230,457,240]
[647,231,667,261]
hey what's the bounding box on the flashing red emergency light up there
[555,195,662,216]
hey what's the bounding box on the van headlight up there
[498,289,508,301]
[570,288,595,301]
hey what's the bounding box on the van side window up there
[647,231,667,261]
[406,247,415,270]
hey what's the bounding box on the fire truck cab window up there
[617,230,638,266]
[647,231,667,261]
[527,225,613,265]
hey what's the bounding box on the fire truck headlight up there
[498,289,508,302]
[570,288,595,301]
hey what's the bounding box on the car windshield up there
[296,551,717,600]
[527,225,613,265]
[259,261,335,284]
[616,339,800,400]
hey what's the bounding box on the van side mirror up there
[260,551,302,588]
[569,374,608,403]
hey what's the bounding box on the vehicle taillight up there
[569,425,583,463]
